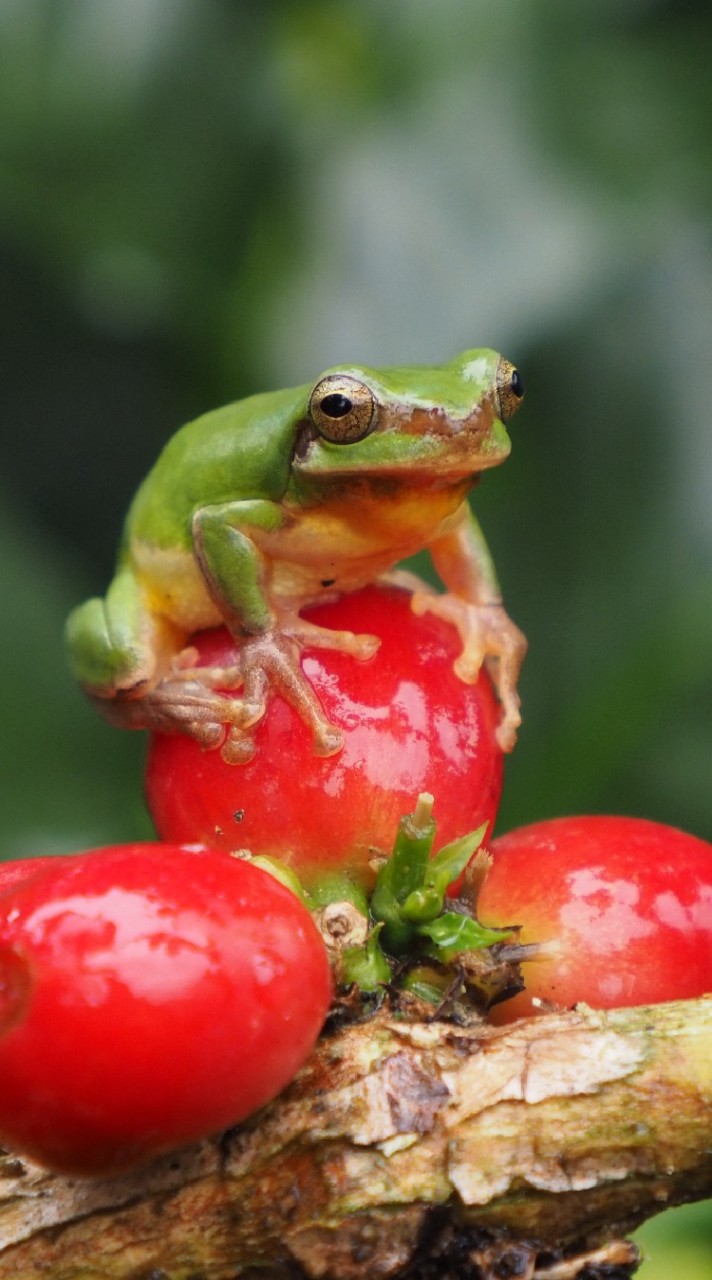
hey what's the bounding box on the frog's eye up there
[309,375,377,444]
[495,359,525,425]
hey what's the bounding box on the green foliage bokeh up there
[0,1,710,1272]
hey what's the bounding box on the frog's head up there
[292,348,524,481]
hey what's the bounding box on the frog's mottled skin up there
[66,349,527,761]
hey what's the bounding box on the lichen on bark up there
[0,995,710,1280]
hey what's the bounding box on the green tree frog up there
[66,348,526,763]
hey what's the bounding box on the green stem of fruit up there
[341,925,391,993]
[243,855,312,907]
[400,885,443,923]
[392,791,437,899]
[370,792,437,953]
[308,871,369,917]
[400,962,453,1005]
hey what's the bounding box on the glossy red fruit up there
[0,856,62,896]
[478,815,712,1020]
[145,586,504,890]
[0,843,332,1175]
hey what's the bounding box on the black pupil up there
[320,393,352,419]
[511,369,524,398]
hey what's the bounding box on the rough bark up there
[1,996,710,1280]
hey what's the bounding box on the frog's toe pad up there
[495,719,520,754]
[313,724,345,757]
[352,633,380,661]
[453,654,483,684]
[221,727,257,765]
[174,646,201,670]
[188,720,224,750]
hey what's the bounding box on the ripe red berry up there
[0,856,60,896]
[146,585,504,890]
[0,843,331,1175]
[478,815,712,1020]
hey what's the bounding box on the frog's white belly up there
[132,489,467,632]
[134,537,421,630]
[262,542,406,611]
[256,490,466,610]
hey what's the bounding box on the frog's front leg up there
[191,500,377,761]
[411,504,527,752]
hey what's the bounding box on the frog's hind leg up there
[65,569,172,697]
[67,573,247,750]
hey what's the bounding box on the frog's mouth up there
[293,404,511,479]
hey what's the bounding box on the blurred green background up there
[0,0,710,1271]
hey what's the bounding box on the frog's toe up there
[239,664,269,728]
[311,628,380,660]
[454,653,485,684]
[312,723,345,757]
[280,618,379,661]
[187,720,225,750]
[350,633,380,661]
[173,645,201,670]
[221,727,257,765]
[495,717,520,754]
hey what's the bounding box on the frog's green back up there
[124,384,309,553]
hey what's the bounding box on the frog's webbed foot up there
[410,592,527,753]
[94,678,246,752]
[219,623,380,761]
[224,630,345,762]
[169,646,243,690]
[94,628,357,764]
